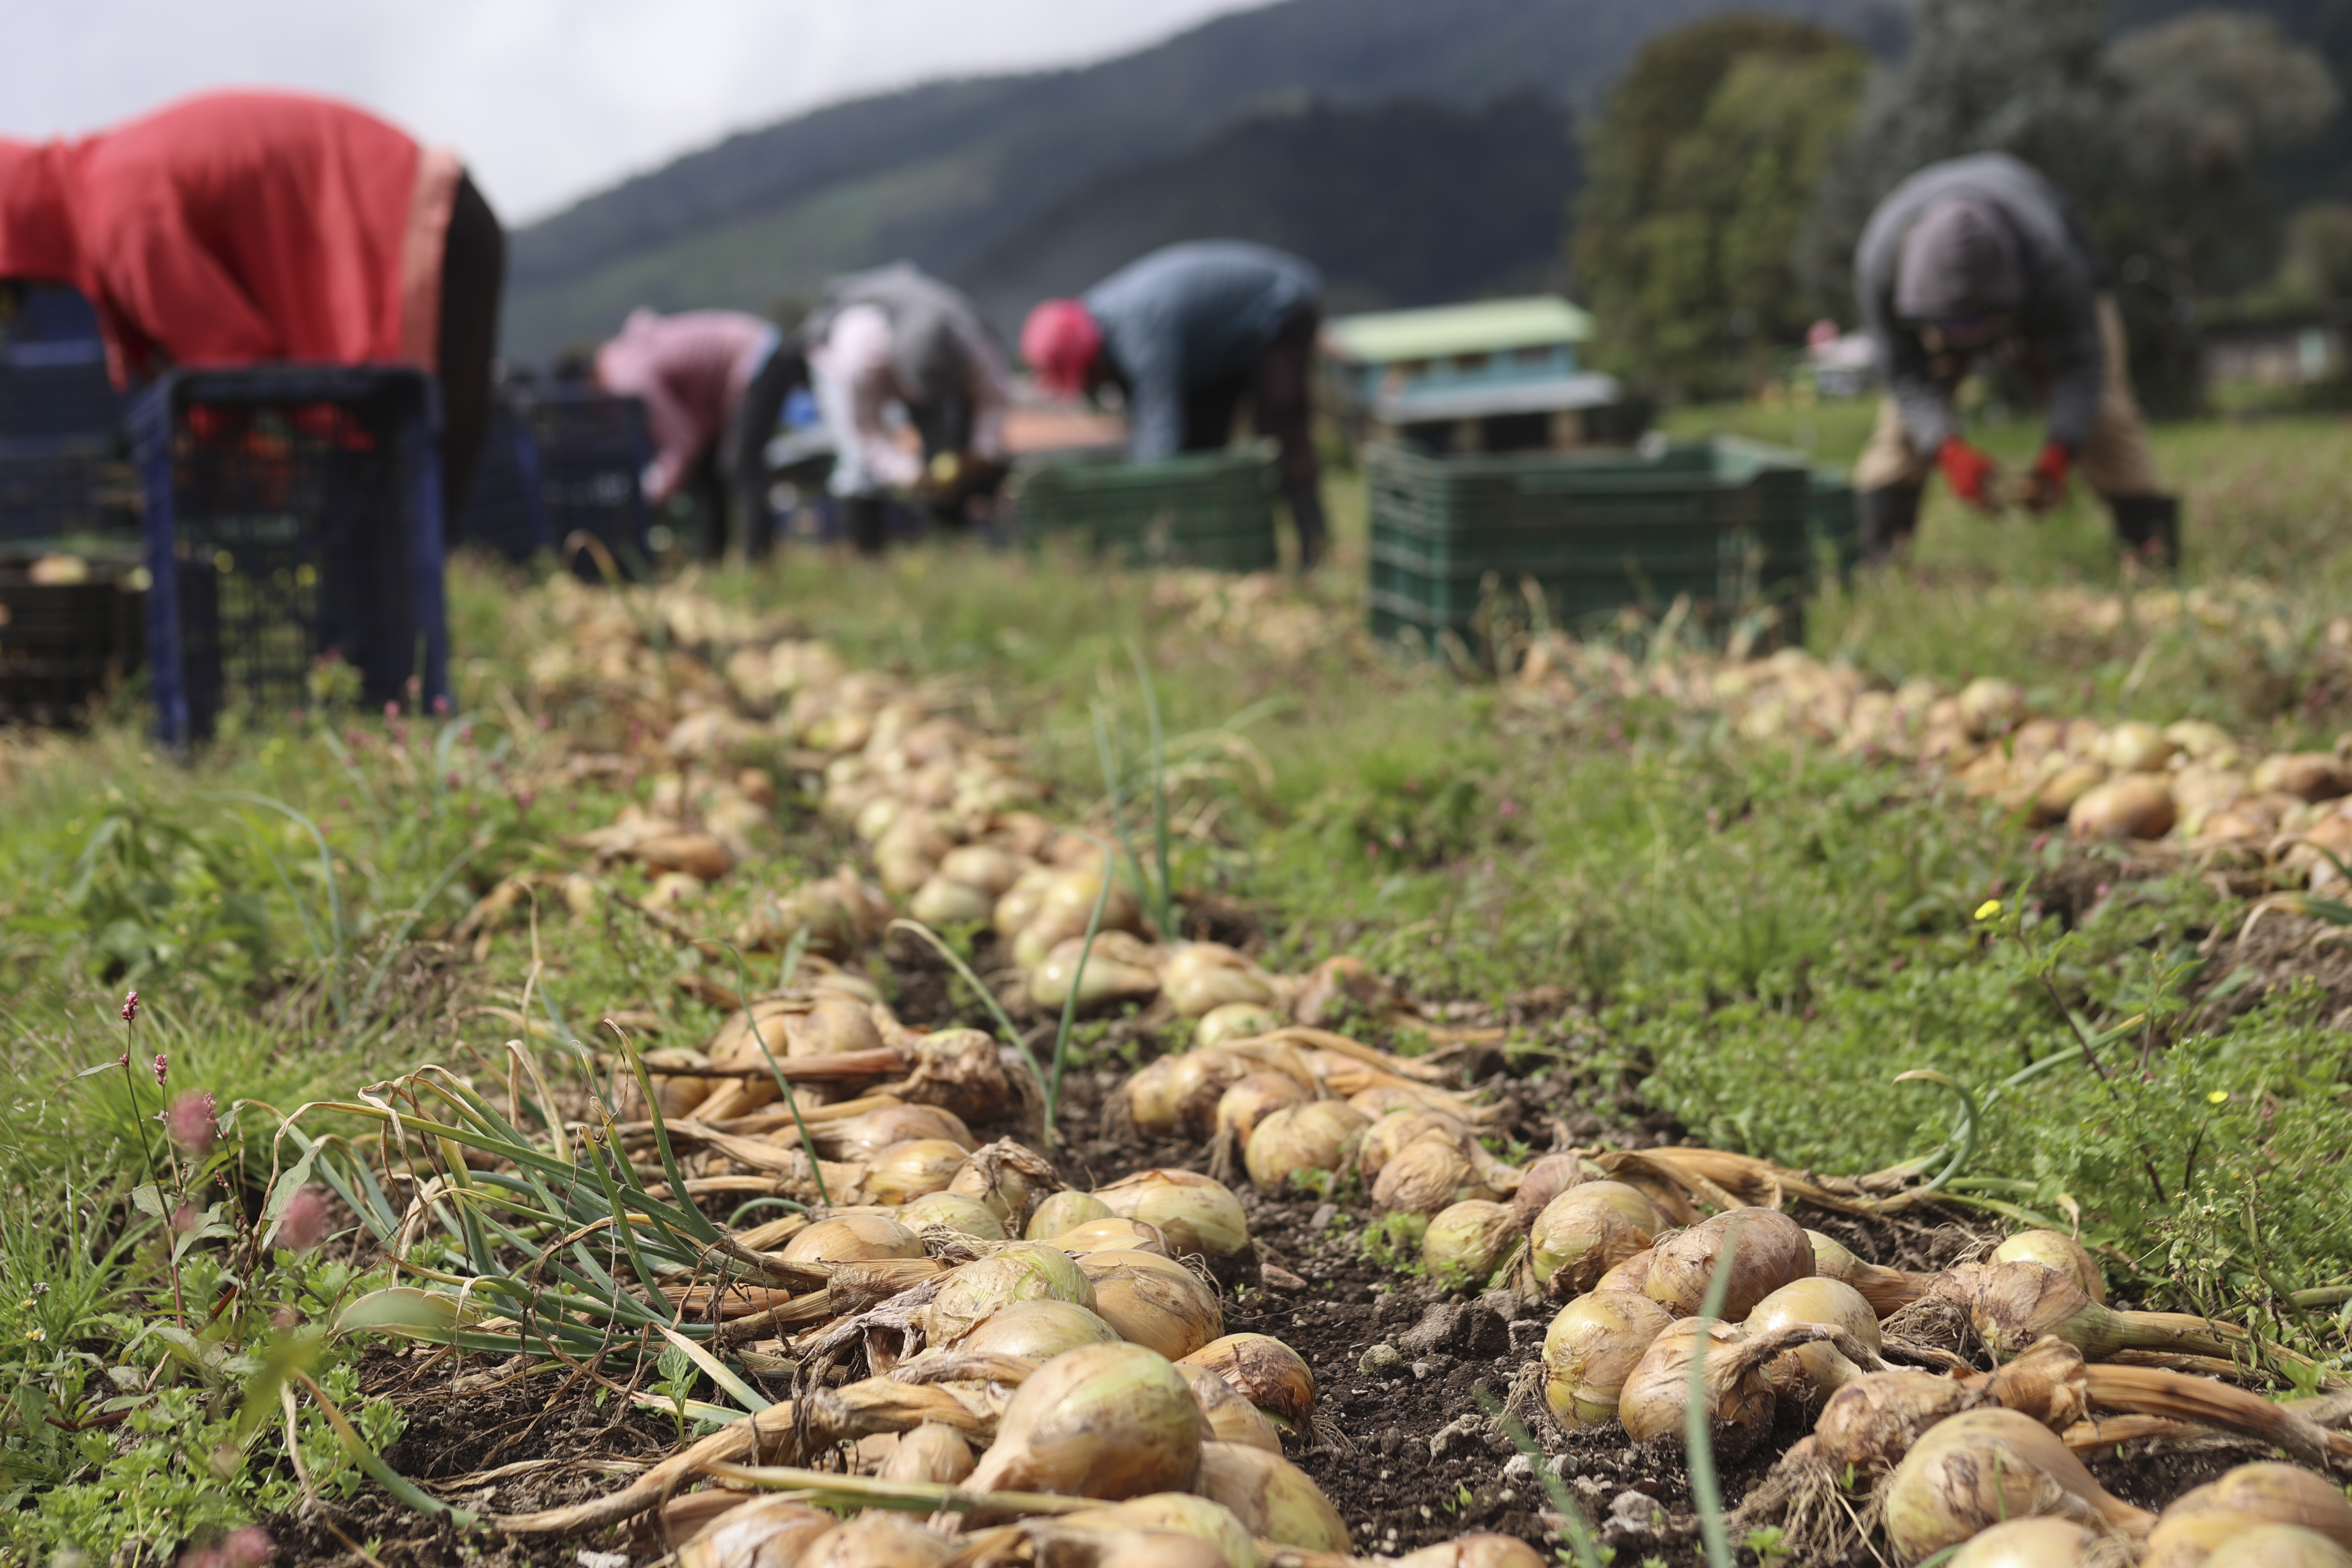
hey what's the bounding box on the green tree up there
[1572,17,1870,400]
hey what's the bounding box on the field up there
[2,404,2349,1567]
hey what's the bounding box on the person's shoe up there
[1857,484,1923,564]
[2109,494,2180,572]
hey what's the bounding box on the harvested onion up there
[1191,1440,1350,1553]
[1990,1231,2107,1305]
[1055,1216,1173,1257]
[964,1341,1203,1501]
[1948,1517,2099,1568]
[1422,1200,1517,1291]
[1881,1408,2153,1561]
[2207,1528,2352,1568]
[1197,1001,1284,1047]
[1744,1276,1881,1396]
[1530,1182,1660,1295]
[1812,1370,1977,1480]
[876,1421,974,1485]
[862,1139,968,1205]
[1027,1190,1115,1240]
[1511,1152,1589,1233]
[1617,1318,1782,1458]
[1371,1131,1480,1216]
[1179,1333,1317,1428]
[781,1213,925,1265]
[1642,1206,1811,1320]
[1056,1495,1262,1568]
[1161,942,1275,1017]
[1093,1170,1250,1259]
[1543,1291,1675,1430]
[1078,1250,1224,1360]
[1216,1072,1315,1155]
[926,1243,1097,1347]
[956,1298,1121,1361]
[1393,1538,1549,1568]
[1244,1101,1368,1193]
[677,1497,836,1568]
[799,1512,956,1568]
[897,1191,1008,1240]
[1175,1365,1283,1453]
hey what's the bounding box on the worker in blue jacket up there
[1022,240,1327,567]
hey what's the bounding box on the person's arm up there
[630,372,702,504]
[2033,271,2104,456]
[1115,325,1185,461]
[959,319,1013,461]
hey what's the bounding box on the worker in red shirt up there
[0,89,504,521]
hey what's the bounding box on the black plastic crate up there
[130,366,447,747]
[0,437,135,543]
[524,387,653,581]
[450,388,549,561]
[0,285,126,445]
[0,554,146,727]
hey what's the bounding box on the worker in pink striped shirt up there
[592,306,799,560]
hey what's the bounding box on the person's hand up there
[1937,438,2001,512]
[2018,441,2073,512]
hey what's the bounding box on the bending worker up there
[1022,240,1328,568]
[0,89,504,521]
[798,261,1011,554]
[592,308,797,560]
[1854,152,2177,565]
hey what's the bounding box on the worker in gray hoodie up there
[1853,153,2176,566]
[1022,240,1328,568]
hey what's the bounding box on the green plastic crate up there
[1708,434,1859,580]
[1366,438,1816,652]
[1017,445,1279,572]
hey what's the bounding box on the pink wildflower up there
[276,1185,332,1252]
[224,1526,276,1567]
[165,1092,218,1155]
[120,990,140,1024]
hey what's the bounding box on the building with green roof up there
[1321,296,1626,453]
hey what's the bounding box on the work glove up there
[2018,440,2073,512]
[1937,438,2000,512]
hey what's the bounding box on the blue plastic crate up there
[130,366,447,747]
[0,285,126,444]
[450,388,549,561]
[524,386,653,581]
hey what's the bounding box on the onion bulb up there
[946,1140,1061,1230]
[1372,1132,1481,1216]
[1812,1371,1976,1480]
[1093,1170,1250,1259]
[957,1298,1121,1361]
[1947,1518,2099,1568]
[908,876,993,928]
[862,1139,968,1206]
[1393,1538,1549,1568]
[819,1103,975,1163]
[994,865,1059,939]
[1422,1200,1518,1291]
[1197,1002,1284,1048]
[798,1512,956,1568]
[1356,1110,1466,1182]
[1744,1277,1881,1396]
[2068,776,2177,841]
[1991,1231,2107,1305]
[1215,1072,1316,1155]
[895,1191,1008,1240]
[1079,1251,1225,1360]
[1124,1057,1186,1137]
[1030,931,1162,1009]
[1512,1152,1589,1234]
[1881,1408,2154,1561]
[1530,1182,1660,1295]
[876,1421,974,1485]
[2167,1466,2352,1553]
[1179,1334,1317,1429]
[926,1243,1098,1347]
[1161,943,1276,1017]
[2206,1528,2352,1568]
[1596,1249,1655,1294]
[781,1213,925,1265]
[1617,1318,1782,1458]
[1028,1190,1115,1240]
[1935,1261,2246,1360]
[1244,1102,1369,1193]
[1056,1217,1174,1257]
[1642,1206,1812,1320]
[1543,1291,1676,1430]
[965,1341,1204,1501]
[677,1497,839,1568]
[1176,1365,1283,1453]
[1191,1440,1350,1553]
[1057,1495,1262,1568]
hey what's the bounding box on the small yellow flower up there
[24,1328,43,1342]
[1974,899,2003,921]
[2207,1090,2229,1105]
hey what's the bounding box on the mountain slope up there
[503,0,1905,359]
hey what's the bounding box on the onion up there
[2067,776,2177,841]
[1371,1131,1480,1216]
[1947,1518,2099,1568]
[677,1497,839,1568]
[1215,1073,1316,1156]
[908,876,993,928]
[781,1213,925,1264]
[995,865,1059,939]
[1959,677,2025,740]
[2206,1528,2352,1568]
[2101,720,2178,774]
[937,844,1025,896]
[1512,1152,1589,1233]
[1812,1370,1976,1479]
[1617,1318,1783,1458]
[1175,1365,1283,1454]
[1161,943,1276,1017]
[1393,1540,1550,1568]
[2030,762,2110,829]
[1991,1231,2107,1304]
[2149,1510,2311,1568]
[876,1421,974,1485]
[787,996,886,1057]
[1422,1200,1518,1291]
[1936,1261,2248,1360]
[926,1243,1098,1347]
[2173,1465,2352,1552]
[1094,1170,1250,1259]
[957,1298,1122,1361]
[1596,1249,1655,1294]
[1244,1102,1369,1193]
[2251,752,2352,802]
[820,1103,975,1163]
[895,1191,1008,1240]
[1055,1217,1174,1257]
[1881,1408,2154,1561]
[798,1512,956,1568]
[1292,954,1395,1027]
[1543,1291,1676,1430]
[1079,1252,1225,1360]
[1028,1190,1115,1240]
[863,1139,968,1206]
[1030,931,1163,1009]
[1179,1334,1317,1428]
[965,1341,1203,1501]
[1197,1002,1284,1047]
[1356,1110,1466,1182]
[1642,1207,1812,1320]
[1162,1050,1268,1137]
[1191,1440,1350,1552]
[1745,1277,1882,1396]
[1057,1495,1262,1568]
[1530,1182,1660,1295]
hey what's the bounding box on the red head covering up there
[1020,298,1102,398]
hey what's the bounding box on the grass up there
[3,408,2350,1559]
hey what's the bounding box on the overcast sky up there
[3,0,1268,224]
